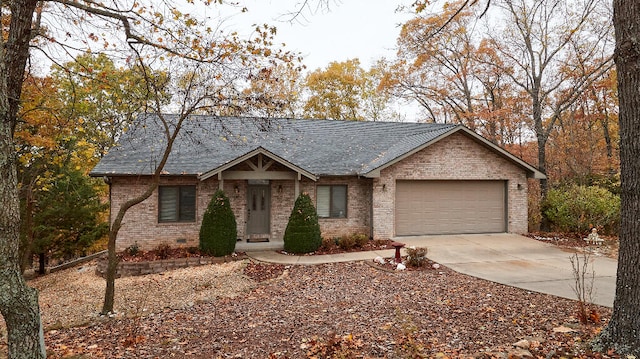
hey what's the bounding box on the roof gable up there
[199,146,317,181]
[362,125,546,179]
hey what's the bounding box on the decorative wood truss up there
[198,147,317,197]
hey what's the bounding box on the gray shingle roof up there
[89,115,461,177]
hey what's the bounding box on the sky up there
[220,1,416,71]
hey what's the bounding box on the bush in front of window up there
[283,193,322,254]
[199,189,237,256]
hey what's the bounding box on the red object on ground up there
[390,241,405,263]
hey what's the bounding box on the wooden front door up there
[246,185,271,240]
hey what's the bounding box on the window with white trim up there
[316,185,347,218]
[158,186,196,222]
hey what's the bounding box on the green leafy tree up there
[199,189,237,257]
[30,166,108,274]
[283,193,322,254]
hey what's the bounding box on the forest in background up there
[14,0,619,269]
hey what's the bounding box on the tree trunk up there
[101,111,187,314]
[0,126,46,358]
[596,0,640,355]
[20,183,35,273]
[0,0,47,357]
[536,126,551,232]
[38,253,46,276]
[101,228,119,314]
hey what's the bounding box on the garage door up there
[395,180,506,236]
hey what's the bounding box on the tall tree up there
[387,3,481,126]
[242,62,304,118]
[15,74,68,271]
[1,1,47,356]
[594,0,640,355]
[486,0,613,202]
[304,59,367,120]
[30,165,108,274]
[383,1,529,144]
[303,58,393,121]
[546,69,619,183]
[363,59,400,122]
[16,56,157,272]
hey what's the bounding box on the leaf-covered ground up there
[40,260,616,358]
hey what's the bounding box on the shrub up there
[337,235,357,250]
[283,193,322,254]
[125,242,140,257]
[320,237,338,252]
[543,185,620,235]
[351,233,368,247]
[154,243,172,260]
[199,189,237,256]
[337,233,368,250]
[405,247,429,268]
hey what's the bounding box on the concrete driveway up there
[396,233,617,307]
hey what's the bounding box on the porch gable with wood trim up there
[198,146,318,198]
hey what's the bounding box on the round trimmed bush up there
[199,189,237,256]
[283,193,322,254]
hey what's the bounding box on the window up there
[158,186,196,222]
[317,185,347,218]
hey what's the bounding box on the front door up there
[246,185,271,241]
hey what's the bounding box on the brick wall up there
[372,132,529,239]
[301,177,372,239]
[110,176,237,251]
[110,175,373,251]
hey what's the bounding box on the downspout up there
[369,178,374,240]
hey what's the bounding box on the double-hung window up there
[158,186,196,222]
[316,185,347,218]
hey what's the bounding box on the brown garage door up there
[395,180,506,236]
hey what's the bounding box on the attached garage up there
[395,180,507,236]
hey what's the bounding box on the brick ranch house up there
[90,115,545,252]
